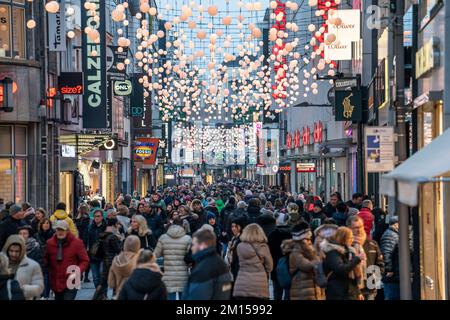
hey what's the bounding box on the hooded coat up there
[44,232,89,293]
[49,210,79,238]
[118,263,167,300]
[2,235,44,300]
[233,241,273,299]
[108,236,141,299]
[281,239,324,300]
[320,239,362,300]
[153,225,192,293]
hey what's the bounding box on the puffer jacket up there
[321,240,362,300]
[153,225,192,293]
[118,263,167,300]
[281,239,324,300]
[233,241,273,299]
[380,226,399,283]
[49,210,79,237]
[99,231,122,267]
[2,235,44,300]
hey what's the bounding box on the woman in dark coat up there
[118,250,167,300]
[321,226,363,300]
[127,215,156,250]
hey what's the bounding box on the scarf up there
[57,238,65,261]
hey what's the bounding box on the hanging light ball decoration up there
[45,1,60,13]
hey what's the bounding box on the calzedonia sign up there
[81,0,108,129]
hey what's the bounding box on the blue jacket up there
[183,247,232,300]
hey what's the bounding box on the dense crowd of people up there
[0,180,405,300]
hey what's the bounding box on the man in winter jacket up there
[324,193,340,218]
[0,205,26,250]
[347,215,384,300]
[2,234,44,300]
[143,205,165,240]
[346,193,364,210]
[358,200,374,239]
[380,216,400,300]
[49,202,79,238]
[183,229,232,300]
[18,225,44,267]
[87,210,106,289]
[44,220,89,300]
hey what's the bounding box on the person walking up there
[380,216,400,300]
[2,234,44,300]
[347,215,384,300]
[233,223,273,300]
[30,208,46,235]
[108,235,141,299]
[118,250,167,300]
[87,209,106,289]
[0,252,25,300]
[17,225,43,267]
[49,203,78,238]
[358,200,375,239]
[183,229,233,300]
[0,204,26,249]
[153,221,192,300]
[281,222,324,300]
[127,215,156,250]
[321,226,364,300]
[35,218,53,299]
[44,220,89,300]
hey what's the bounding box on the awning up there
[59,134,113,155]
[380,128,450,206]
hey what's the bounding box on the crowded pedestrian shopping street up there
[1,0,450,306]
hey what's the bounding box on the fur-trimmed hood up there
[320,239,356,255]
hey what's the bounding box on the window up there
[0,0,25,59]
[0,125,27,203]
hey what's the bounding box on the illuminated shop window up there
[0,0,25,59]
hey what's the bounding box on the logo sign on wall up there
[296,163,316,173]
[58,72,83,95]
[134,138,159,166]
[48,0,66,52]
[335,87,362,122]
[328,10,361,42]
[365,127,395,173]
[107,46,128,81]
[114,80,132,96]
[81,0,108,129]
[324,36,352,61]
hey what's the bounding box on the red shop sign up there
[302,126,311,145]
[314,122,323,144]
[286,132,292,149]
[294,129,301,148]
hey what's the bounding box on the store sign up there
[324,37,352,61]
[107,46,128,81]
[335,87,362,122]
[420,0,444,30]
[286,132,292,149]
[99,137,118,151]
[114,80,132,96]
[82,0,108,129]
[296,163,316,173]
[48,0,66,52]
[302,127,311,145]
[278,165,291,172]
[58,72,83,95]
[328,9,361,42]
[415,37,440,79]
[313,122,323,144]
[365,127,395,172]
[61,145,76,158]
[165,174,175,180]
[134,138,159,165]
[294,129,301,148]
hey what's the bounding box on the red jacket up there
[358,208,374,239]
[44,233,89,293]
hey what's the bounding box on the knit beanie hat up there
[291,221,312,241]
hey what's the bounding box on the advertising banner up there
[48,0,66,52]
[134,138,159,166]
[82,0,108,128]
[365,127,395,172]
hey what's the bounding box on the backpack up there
[276,255,299,290]
[314,262,332,288]
[89,238,104,259]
